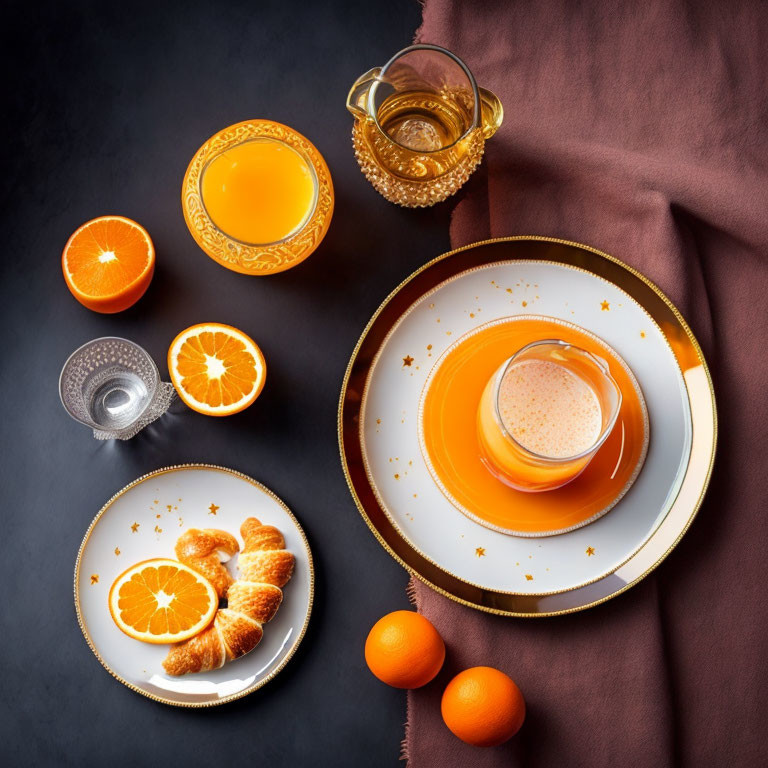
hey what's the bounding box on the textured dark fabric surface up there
[406,1,768,766]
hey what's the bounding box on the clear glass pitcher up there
[346,44,503,207]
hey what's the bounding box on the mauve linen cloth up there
[404,2,768,766]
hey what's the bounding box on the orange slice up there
[168,323,266,416]
[108,559,217,644]
[62,215,155,313]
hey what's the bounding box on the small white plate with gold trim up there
[75,464,313,706]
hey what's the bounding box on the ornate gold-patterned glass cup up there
[346,44,503,207]
[182,120,334,275]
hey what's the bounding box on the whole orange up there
[364,610,445,688]
[441,666,525,747]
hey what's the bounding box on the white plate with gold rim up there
[75,465,313,706]
[339,237,716,616]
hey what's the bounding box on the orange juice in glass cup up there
[181,120,334,275]
[477,340,622,492]
[200,138,317,245]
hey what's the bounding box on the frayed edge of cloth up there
[401,576,420,765]
[406,575,419,606]
[413,0,427,44]
[400,713,411,763]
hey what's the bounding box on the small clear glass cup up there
[59,337,175,440]
[477,340,622,492]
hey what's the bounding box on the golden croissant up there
[175,527,239,598]
[163,517,294,676]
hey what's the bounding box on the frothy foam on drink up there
[498,359,602,459]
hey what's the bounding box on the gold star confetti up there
[394,473,400,480]
[586,546,595,556]
[506,288,512,293]
[90,574,99,585]
[522,300,528,307]
[154,525,162,534]
[114,547,120,556]
[475,547,486,557]
[640,331,646,338]
[469,313,475,318]
[376,418,381,425]
[402,355,414,367]
[153,499,159,505]
[156,514,161,519]
[130,522,140,533]
[167,504,173,512]
[601,301,610,311]
[525,574,533,581]
[209,503,219,515]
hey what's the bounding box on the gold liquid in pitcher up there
[347,44,503,207]
[378,90,472,153]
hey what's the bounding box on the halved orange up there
[108,559,218,644]
[62,215,155,313]
[168,323,266,416]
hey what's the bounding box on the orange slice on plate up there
[168,322,266,416]
[108,559,218,644]
[62,215,155,313]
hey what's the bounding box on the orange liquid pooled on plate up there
[499,359,602,459]
[421,317,648,534]
[201,139,316,244]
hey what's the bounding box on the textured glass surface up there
[59,337,175,440]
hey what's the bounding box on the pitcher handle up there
[346,67,381,119]
[478,87,504,139]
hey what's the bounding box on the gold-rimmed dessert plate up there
[339,237,716,616]
[75,464,313,706]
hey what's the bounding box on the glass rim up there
[369,43,482,154]
[199,137,320,247]
[58,336,160,429]
[491,338,623,463]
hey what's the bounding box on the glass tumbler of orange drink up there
[182,120,334,275]
[477,340,622,492]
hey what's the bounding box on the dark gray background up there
[0,1,451,764]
